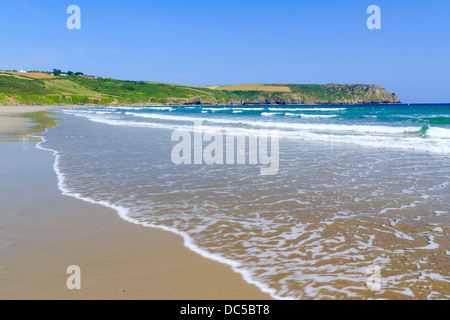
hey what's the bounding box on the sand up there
[0,105,272,300]
[0,106,57,133]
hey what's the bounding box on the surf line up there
[171,120,280,175]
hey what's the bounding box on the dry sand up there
[0,105,272,300]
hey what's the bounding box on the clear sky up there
[0,0,449,103]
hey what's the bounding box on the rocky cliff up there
[184,84,400,106]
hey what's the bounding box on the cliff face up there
[321,84,400,104]
[185,84,400,106]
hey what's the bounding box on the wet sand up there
[0,106,272,300]
[0,105,73,133]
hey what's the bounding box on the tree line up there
[53,69,84,76]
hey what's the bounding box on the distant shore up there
[0,71,401,106]
[0,101,403,108]
[0,105,272,299]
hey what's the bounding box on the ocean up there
[38,104,450,299]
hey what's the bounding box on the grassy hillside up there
[0,71,400,105]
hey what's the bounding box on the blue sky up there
[0,0,449,103]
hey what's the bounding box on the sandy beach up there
[0,106,56,132]
[0,105,271,300]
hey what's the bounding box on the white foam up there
[426,126,450,139]
[284,113,302,117]
[261,112,280,116]
[285,113,337,118]
[202,107,232,111]
[95,111,113,115]
[147,107,173,111]
[268,107,346,111]
[298,114,337,118]
[121,112,423,134]
[415,236,440,250]
[113,106,174,111]
[419,272,449,281]
[232,107,265,111]
[67,110,450,155]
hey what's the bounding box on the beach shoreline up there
[0,105,272,300]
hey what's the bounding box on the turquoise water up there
[39,104,449,299]
[62,104,450,154]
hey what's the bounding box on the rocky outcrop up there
[257,84,397,105]
[180,84,400,106]
[322,84,400,104]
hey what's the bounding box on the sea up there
[37,104,450,299]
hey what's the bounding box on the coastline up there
[0,105,272,300]
[0,101,403,108]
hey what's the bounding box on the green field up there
[206,84,291,92]
[44,79,105,97]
